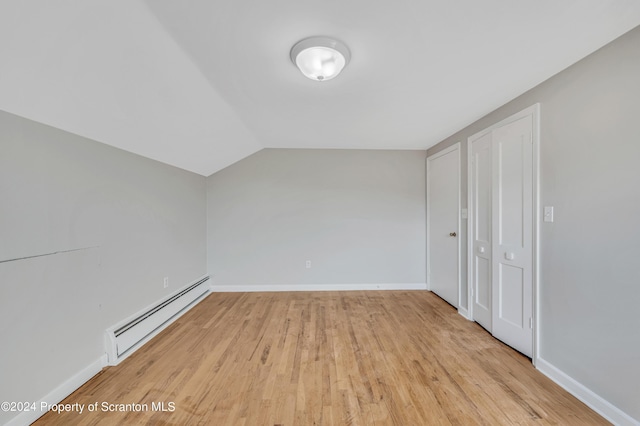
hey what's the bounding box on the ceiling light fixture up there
[290,36,351,82]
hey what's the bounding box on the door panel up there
[498,263,524,328]
[492,115,533,357]
[475,257,491,311]
[427,146,459,308]
[497,129,525,248]
[471,133,492,330]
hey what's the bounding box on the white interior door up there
[471,133,492,331]
[491,115,533,357]
[468,105,537,359]
[427,144,460,308]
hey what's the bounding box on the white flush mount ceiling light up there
[290,36,351,82]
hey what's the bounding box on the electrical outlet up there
[163,277,169,288]
[305,260,311,269]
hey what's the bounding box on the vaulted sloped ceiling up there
[1,1,639,176]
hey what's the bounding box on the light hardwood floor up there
[34,291,608,425]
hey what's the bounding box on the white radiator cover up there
[105,276,210,365]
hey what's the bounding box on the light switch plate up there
[544,206,554,222]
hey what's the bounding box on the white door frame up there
[466,104,540,364]
[426,142,462,312]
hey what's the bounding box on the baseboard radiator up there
[105,276,210,365]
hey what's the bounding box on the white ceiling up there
[1,1,639,176]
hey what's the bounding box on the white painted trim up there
[425,142,461,309]
[466,129,483,323]
[536,357,639,426]
[466,134,474,322]
[531,103,541,366]
[466,104,540,361]
[5,355,107,426]
[457,306,471,320]
[210,283,428,292]
[105,274,211,366]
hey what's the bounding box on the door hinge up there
[529,317,533,329]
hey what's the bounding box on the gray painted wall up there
[427,26,640,421]
[0,111,206,425]
[207,149,426,288]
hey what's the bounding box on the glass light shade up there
[291,37,350,82]
[295,47,345,81]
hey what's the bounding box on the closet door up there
[471,133,492,331]
[468,105,537,358]
[491,115,533,357]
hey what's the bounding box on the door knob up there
[449,232,457,237]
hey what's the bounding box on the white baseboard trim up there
[535,357,639,426]
[210,283,428,292]
[457,306,471,320]
[5,354,107,426]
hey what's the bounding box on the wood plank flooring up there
[34,291,608,425]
